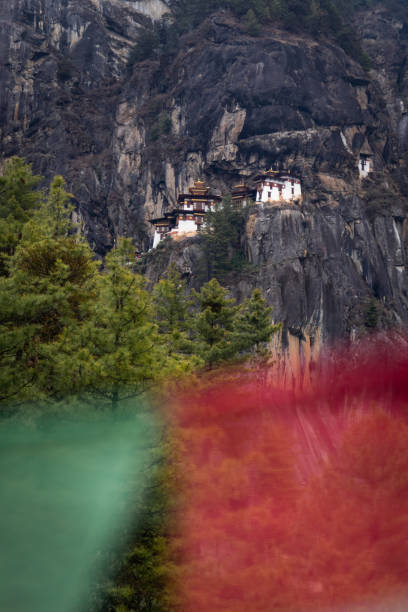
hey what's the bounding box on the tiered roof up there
[177,179,222,204]
[149,179,222,232]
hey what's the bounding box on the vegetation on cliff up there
[0,159,279,610]
[127,0,404,70]
[0,159,279,410]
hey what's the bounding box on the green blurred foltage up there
[0,404,159,612]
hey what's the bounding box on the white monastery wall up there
[358,158,371,178]
[257,178,302,203]
[177,218,197,234]
[153,230,162,248]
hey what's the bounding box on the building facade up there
[150,180,222,248]
[255,169,302,204]
[231,183,254,206]
[358,154,372,179]
[150,171,303,248]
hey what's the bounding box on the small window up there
[268,191,272,198]
[292,187,295,195]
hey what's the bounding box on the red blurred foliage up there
[170,336,408,611]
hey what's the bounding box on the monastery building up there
[358,154,372,179]
[255,169,302,204]
[150,169,303,248]
[150,180,221,248]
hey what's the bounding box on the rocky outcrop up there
[0,0,169,250]
[2,1,408,354]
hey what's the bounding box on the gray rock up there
[2,1,408,348]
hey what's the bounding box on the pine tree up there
[192,278,238,369]
[244,8,261,36]
[40,175,75,238]
[0,157,43,275]
[153,264,189,336]
[152,264,199,366]
[82,239,164,410]
[0,175,96,406]
[234,288,280,358]
[201,195,248,280]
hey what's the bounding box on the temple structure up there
[231,183,253,206]
[358,154,372,179]
[150,170,303,248]
[255,169,302,204]
[150,180,222,248]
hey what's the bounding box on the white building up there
[358,154,372,179]
[150,180,221,248]
[150,170,303,249]
[255,169,302,204]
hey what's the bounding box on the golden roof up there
[189,179,210,195]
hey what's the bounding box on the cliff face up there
[0,0,169,251]
[2,1,408,356]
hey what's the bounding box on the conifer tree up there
[244,8,261,36]
[192,278,238,368]
[41,175,75,238]
[152,264,199,373]
[82,239,164,410]
[0,157,43,275]
[234,288,280,358]
[201,195,248,280]
[0,175,96,405]
[153,264,189,336]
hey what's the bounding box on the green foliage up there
[244,9,261,36]
[192,278,238,368]
[0,239,97,403]
[364,297,378,330]
[150,112,172,142]
[0,158,282,612]
[80,239,164,410]
[158,111,172,135]
[233,288,281,357]
[0,165,96,404]
[154,265,189,336]
[0,157,42,275]
[201,195,249,280]
[152,265,199,373]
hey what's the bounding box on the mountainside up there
[2,0,408,359]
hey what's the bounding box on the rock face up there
[2,1,408,355]
[0,0,169,251]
